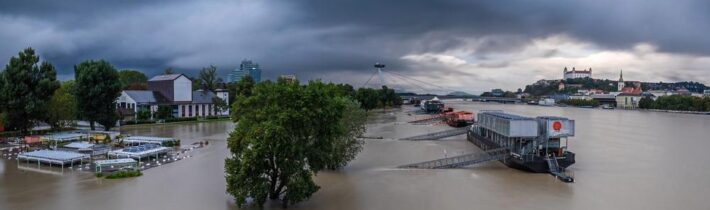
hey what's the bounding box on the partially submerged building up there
[17,150,91,167]
[108,144,169,161]
[116,74,229,120]
[123,136,179,147]
[94,158,138,173]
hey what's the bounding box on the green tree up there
[156,105,173,119]
[0,48,60,134]
[225,80,366,208]
[212,97,228,115]
[503,91,517,98]
[118,69,147,90]
[136,108,151,120]
[235,75,255,97]
[325,98,366,169]
[355,88,378,111]
[74,60,122,130]
[638,97,654,109]
[198,65,223,91]
[335,83,355,98]
[47,81,77,130]
[379,86,390,107]
[164,67,174,74]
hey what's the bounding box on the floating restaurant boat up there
[467,111,576,182]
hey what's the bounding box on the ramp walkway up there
[400,127,468,141]
[546,154,574,182]
[408,115,445,125]
[399,148,508,169]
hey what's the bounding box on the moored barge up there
[467,111,576,182]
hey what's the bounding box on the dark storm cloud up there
[0,0,709,82]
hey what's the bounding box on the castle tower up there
[617,70,625,91]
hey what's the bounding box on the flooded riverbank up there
[2,101,710,210]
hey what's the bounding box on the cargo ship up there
[467,111,576,182]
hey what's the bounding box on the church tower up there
[617,70,625,91]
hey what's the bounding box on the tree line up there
[0,48,121,133]
[0,48,238,133]
[343,84,403,111]
[639,95,710,111]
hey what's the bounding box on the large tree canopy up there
[198,65,223,91]
[74,60,122,131]
[118,69,148,90]
[47,81,77,130]
[0,48,60,134]
[225,80,366,208]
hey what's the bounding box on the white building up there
[116,74,229,119]
[563,67,592,80]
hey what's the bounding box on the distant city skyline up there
[1,0,709,93]
[229,60,262,83]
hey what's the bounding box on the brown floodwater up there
[2,100,710,210]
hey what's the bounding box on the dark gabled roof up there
[124,90,157,103]
[148,74,189,81]
[192,90,218,104]
[153,91,171,103]
[124,90,172,104]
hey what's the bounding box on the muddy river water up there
[2,101,709,210]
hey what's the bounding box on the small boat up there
[444,111,475,127]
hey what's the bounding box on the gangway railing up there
[399,127,468,141]
[408,115,445,125]
[399,148,509,169]
[546,154,574,182]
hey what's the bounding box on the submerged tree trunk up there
[89,121,95,130]
[281,196,288,209]
[269,172,279,199]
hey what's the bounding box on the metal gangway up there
[399,127,468,141]
[546,154,574,182]
[399,148,509,169]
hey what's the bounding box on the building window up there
[189,105,192,117]
[196,104,200,116]
[201,105,205,116]
[182,105,186,117]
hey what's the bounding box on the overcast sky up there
[1,0,709,94]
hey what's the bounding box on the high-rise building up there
[229,60,262,83]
